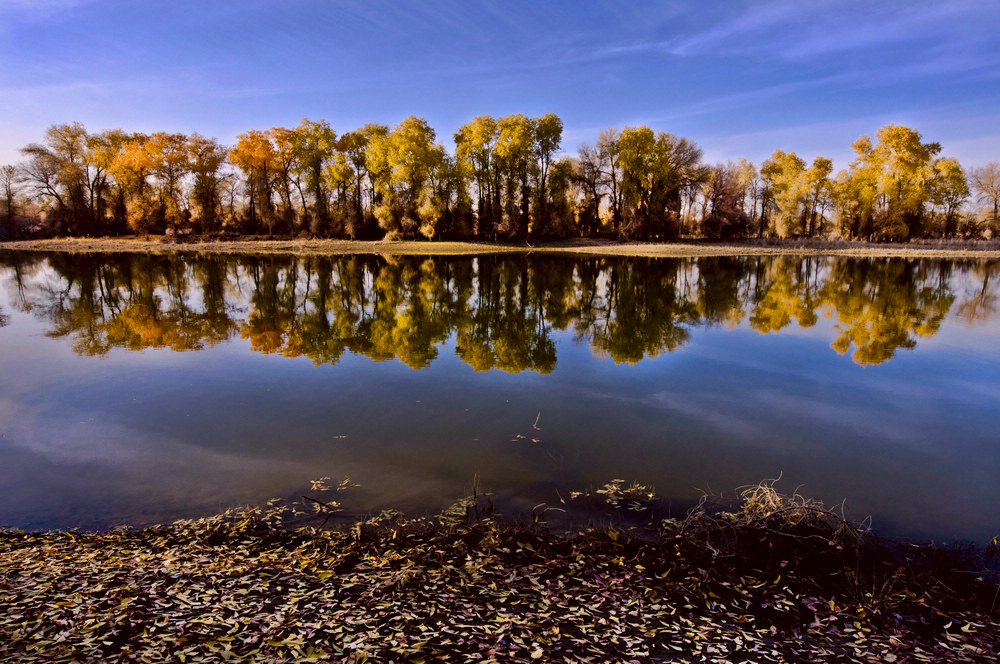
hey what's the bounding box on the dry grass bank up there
[4,236,1000,259]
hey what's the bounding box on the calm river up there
[0,251,997,541]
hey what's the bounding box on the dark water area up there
[0,250,998,542]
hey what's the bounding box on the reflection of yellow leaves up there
[455,332,497,372]
[240,322,284,355]
[23,252,974,373]
[749,258,819,333]
[821,261,952,366]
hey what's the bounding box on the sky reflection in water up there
[0,251,998,541]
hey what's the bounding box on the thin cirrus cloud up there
[0,1,998,168]
[666,0,989,60]
[0,0,92,22]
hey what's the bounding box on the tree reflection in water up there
[1,252,993,369]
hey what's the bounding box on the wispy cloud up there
[0,0,92,22]
[695,105,1000,171]
[696,119,869,167]
[0,1,997,170]
[633,72,860,126]
[668,0,991,61]
[0,0,89,8]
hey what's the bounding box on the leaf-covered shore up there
[2,482,998,663]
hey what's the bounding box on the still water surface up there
[0,251,998,541]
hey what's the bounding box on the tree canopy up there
[3,118,992,242]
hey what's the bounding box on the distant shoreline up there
[3,236,1000,259]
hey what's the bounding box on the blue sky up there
[1,0,999,169]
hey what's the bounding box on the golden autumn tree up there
[108,136,156,237]
[836,124,942,240]
[367,116,446,239]
[186,134,227,233]
[145,132,190,234]
[229,130,277,234]
[929,157,969,238]
[291,118,336,236]
[454,115,499,237]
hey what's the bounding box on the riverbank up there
[2,483,997,662]
[4,236,1000,259]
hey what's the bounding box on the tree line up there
[4,253,992,369]
[2,117,999,242]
